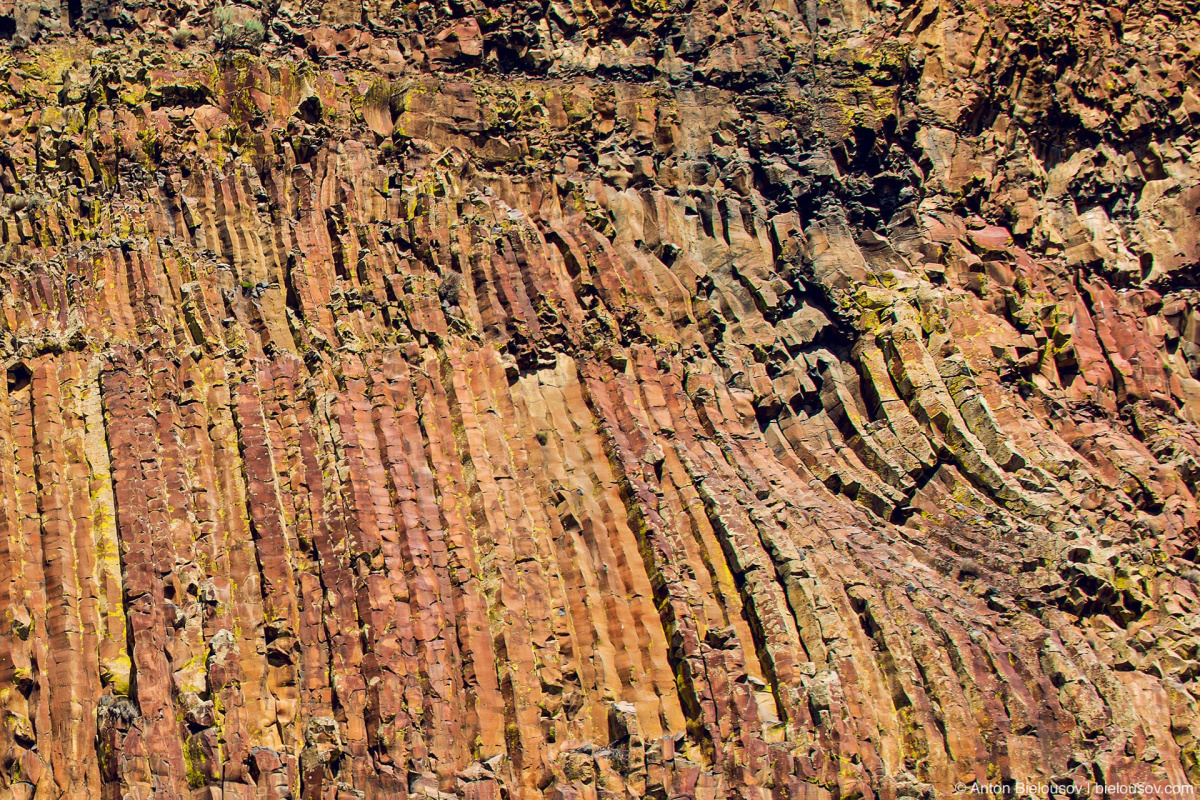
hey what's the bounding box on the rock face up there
[0,0,1197,795]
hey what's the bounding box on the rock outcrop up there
[0,0,1197,796]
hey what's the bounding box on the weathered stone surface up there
[0,0,1196,796]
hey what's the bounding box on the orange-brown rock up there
[0,0,1196,796]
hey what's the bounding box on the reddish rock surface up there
[0,0,1197,797]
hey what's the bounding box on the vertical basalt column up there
[30,355,102,797]
[100,351,189,799]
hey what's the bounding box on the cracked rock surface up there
[0,0,1197,796]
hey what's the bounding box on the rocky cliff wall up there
[0,0,1197,797]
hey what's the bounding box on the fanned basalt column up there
[0,0,1197,796]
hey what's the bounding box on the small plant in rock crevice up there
[212,5,265,50]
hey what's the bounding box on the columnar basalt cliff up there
[0,0,1197,796]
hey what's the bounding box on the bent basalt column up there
[0,0,1197,796]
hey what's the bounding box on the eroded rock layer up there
[0,0,1198,796]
